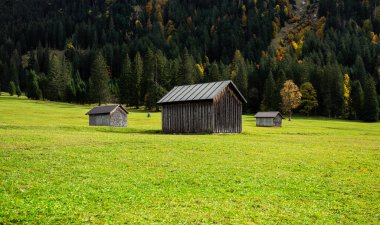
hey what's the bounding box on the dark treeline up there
[0,0,379,121]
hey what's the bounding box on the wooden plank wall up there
[162,102,213,133]
[256,118,274,127]
[213,86,243,133]
[274,115,282,127]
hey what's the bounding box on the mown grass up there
[0,93,379,224]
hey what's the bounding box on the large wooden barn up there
[157,80,246,133]
[254,111,284,127]
[85,105,128,127]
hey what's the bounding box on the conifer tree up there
[89,53,110,105]
[45,54,61,100]
[274,69,287,109]
[352,56,367,85]
[132,52,143,108]
[73,71,86,103]
[207,62,220,82]
[28,51,39,72]
[362,76,379,122]
[26,70,42,100]
[300,82,318,116]
[65,79,76,102]
[9,55,19,85]
[232,50,248,97]
[16,84,22,97]
[261,71,277,110]
[8,81,16,96]
[350,80,364,120]
[178,49,196,85]
[143,49,155,104]
[119,53,132,105]
[41,48,50,75]
[330,67,344,117]
[58,57,72,100]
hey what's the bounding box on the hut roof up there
[157,80,246,104]
[85,105,128,115]
[254,111,284,118]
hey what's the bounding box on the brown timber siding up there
[256,118,274,127]
[161,85,243,133]
[89,114,110,126]
[162,102,213,133]
[213,86,242,133]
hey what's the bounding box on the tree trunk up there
[288,110,292,121]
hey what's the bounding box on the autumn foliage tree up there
[280,80,302,120]
[343,74,351,117]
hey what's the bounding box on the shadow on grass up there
[95,128,222,135]
[96,127,163,135]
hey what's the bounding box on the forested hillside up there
[0,0,379,121]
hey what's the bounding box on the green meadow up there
[0,94,379,224]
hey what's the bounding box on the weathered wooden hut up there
[85,105,128,127]
[254,111,284,127]
[157,80,247,133]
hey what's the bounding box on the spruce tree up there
[350,80,364,120]
[261,71,277,110]
[178,49,196,85]
[119,53,132,105]
[330,67,344,117]
[352,56,367,85]
[16,85,22,97]
[206,62,220,82]
[73,71,86,103]
[132,52,143,108]
[26,70,42,100]
[275,69,287,110]
[90,53,110,106]
[362,76,379,122]
[300,82,319,116]
[58,57,71,101]
[8,81,16,96]
[9,56,19,86]
[28,51,39,72]
[41,48,50,75]
[143,49,155,104]
[232,50,248,97]
[45,54,61,100]
[65,79,76,102]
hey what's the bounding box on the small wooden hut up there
[254,111,284,127]
[85,105,128,127]
[157,80,247,133]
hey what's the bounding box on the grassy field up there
[0,94,379,224]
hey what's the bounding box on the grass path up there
[0,94,379,224]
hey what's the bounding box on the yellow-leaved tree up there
[280,80,302,121]
[343,73,351,116]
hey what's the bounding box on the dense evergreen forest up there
[0,0,379,121]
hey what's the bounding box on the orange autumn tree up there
[280,80,302,121]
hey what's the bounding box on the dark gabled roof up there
[157,80,247,104]
[85,105,128,115]
[254,111,284,118]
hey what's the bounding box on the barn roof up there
[254,111,284,118]
[85,105,128,115]
[157,80,246,104]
